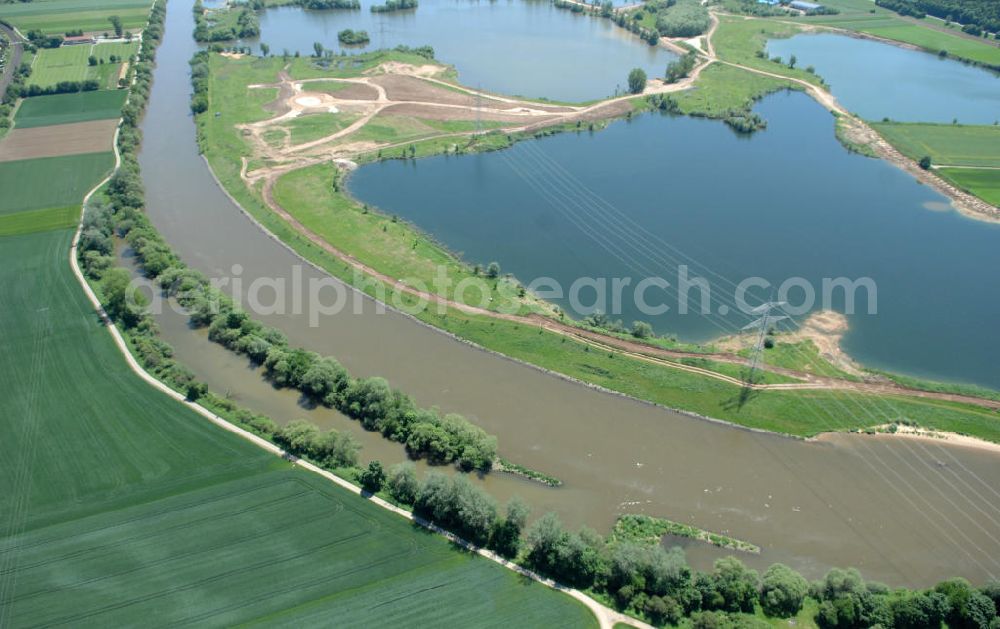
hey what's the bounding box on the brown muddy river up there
[135,0,1000,586]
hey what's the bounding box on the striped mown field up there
[0,0,153,34]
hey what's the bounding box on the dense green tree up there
[102,268,147,328]
[760,563,808,618]
[109,14,123,38]
[627,67,647,94]
[711,557,759,613]
[386,462,419,503]
[489,496,529,558]
[359,460,386,492]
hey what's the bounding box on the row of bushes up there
[78,0,364,481]
[298,0,361,9]
[876,0,998,34]
[371,0,418,12]
[367,450,1000,629]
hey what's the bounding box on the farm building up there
[757,0,780,5]
[789,0,823,9]
[62,35,97,46]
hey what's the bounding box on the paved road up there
[0,22,24,102]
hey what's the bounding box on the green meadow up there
[0,152,115,214]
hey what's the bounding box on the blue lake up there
[768,33,1000,124]
[243,0,675,102]
[349,90,1000,388]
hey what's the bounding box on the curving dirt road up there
[225,24,1000,413]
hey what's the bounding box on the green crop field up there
[0,205,80,235]
[0,228,597,627]
[0,152,114,214]
[14,90,128,128]
[872,122,1000,167]
[938,167,1000,206]
[0,0,152,35]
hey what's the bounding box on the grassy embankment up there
[871,122,1000,205]
[198,51,1000,443]
[0,0,152,34]
[0,228,597,627]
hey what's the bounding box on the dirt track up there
[224,29,1000,412]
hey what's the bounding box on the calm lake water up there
[767,33,1000,123]
[245,0,675,102]
[131,0,1000,586]
[348,90,1000,388]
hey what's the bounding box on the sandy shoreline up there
[815,424,1000,455]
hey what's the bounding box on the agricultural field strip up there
[871,123,1000,168]
[13,90,128,128]
[0,118,118,161]
[0,0,152,35]
[0,206,79,236]
[0,152,115,214]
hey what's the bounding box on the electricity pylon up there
[741,301,789,386]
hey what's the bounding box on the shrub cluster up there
[337,29,370,45]
[877,0,999,33]
[392,44,434,59]
[189,50,209,114]
[193,0,260,43]
[386,467,528,555]
[298,0,362,9]
[25,29,63,49]
[665,50,698,84]
[371,0,418,13]
[654,0,710,38]
[21,79,101,97]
